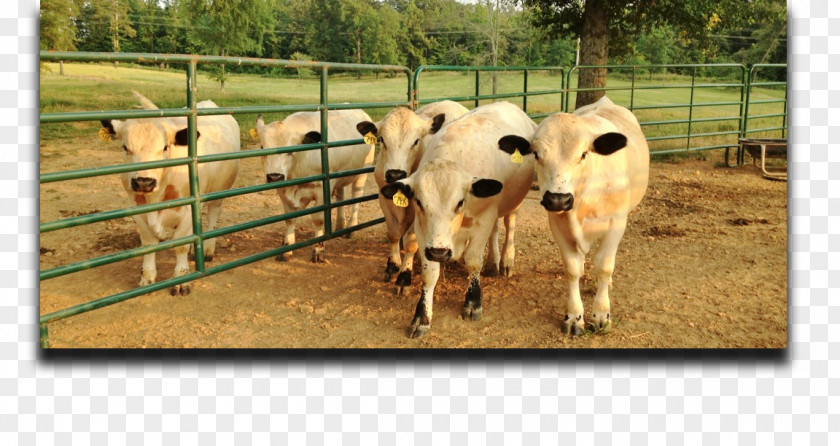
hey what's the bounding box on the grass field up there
[40,62,786,156]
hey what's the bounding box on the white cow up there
[99,92,241,295]
[253,109,374,262]
[525,96,650,335]
[380,101,537,338]
[355,101,469,294]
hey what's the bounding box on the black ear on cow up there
[498,135,532,155]
[470,178,503,198]
[592,132,627,155]
[100,120,117,137]
[429,114,446,134]
[174,128,200,146]
[302,131,321,145]
[356,121,377,137]
[380,181,413,200]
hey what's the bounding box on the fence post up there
[186,60,205,272]
[630,66,636,111]
[474,70,480,108]
[523,69,529,114]
[686,66,696,151]
[320,67,332,236]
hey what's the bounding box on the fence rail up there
[38,52,787,347]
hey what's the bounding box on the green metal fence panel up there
[39,51,413,347]
[564,63,750,157]
[412,65,566,120]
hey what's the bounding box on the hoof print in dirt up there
[407,320,430,339]
[461,304,483,321]
[170,283,190,296]
[562,314,585,336]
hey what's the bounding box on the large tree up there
[40,0,80,75]
[525,0,752,108]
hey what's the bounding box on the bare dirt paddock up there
[40,140,787,348]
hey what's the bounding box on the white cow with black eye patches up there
[99,92,241,295]
[380,101,537,339]
[253,109,374,263]
[516,96,650,336]
[355,101,469,294]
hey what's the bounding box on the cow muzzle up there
[541,191,574,212]
[266,173,285,183]
[131,176,157,193]
[424,246,452,262]
[385,169,407,184]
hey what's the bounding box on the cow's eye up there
[581,151,587,161]
[122,145,128,152]
[455,199,464,211]
[534,152,540,161]
[413,139,419,146]
[415,199,423,212]
[163,145,168,152]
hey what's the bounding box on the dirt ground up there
[39,136,787,348]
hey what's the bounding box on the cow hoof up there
[461,304,483,322]
[561,314,585,336]
[407,320,430,339]
[500,264,513,278]
[170,283,190,296]
[275,253,291,262]
[311,244,326,263]
[482,265,499,277]
[343,232,352,239]
[190,252,213,262]
[139,276,155,287]
[588,313,612,333]
[383,261,400,282]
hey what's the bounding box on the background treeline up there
[41,0,786,76]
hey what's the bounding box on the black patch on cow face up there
[174,128,200,146]
[592,132,627,155]
[302,131,321,145]
[100,120,116,137]
[380,181,414,200]
[498,135,532,155]
[430,114,446,134]
[356,121,377,137]
[470,179,503,198]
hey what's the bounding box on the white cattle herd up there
[97,92,649,339]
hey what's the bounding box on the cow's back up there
[424,101,536,217]
[284,110,375,175]
[575,97,649,211]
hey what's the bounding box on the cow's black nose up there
[425,247,452,262]
[131,177,157,193]
[541,191,574,212]
[385,169,407,184]
[266,173,285,183]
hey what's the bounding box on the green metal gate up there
[39,52,413,347]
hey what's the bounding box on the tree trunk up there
[575,0,609,109]
[356,36,362,80]
[220,46,226,92]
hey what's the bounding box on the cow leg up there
[170,210,194,296]
[462,223,495,321]
[334,185,346,232]
[344,173,367,238]
[483,218,501,277]
[589,218,627,332]
[549,215,586,336]
[134,217,158,287]
[277,193,298,262]
[395,230,418,295]
[310,189,326,263]
[408,256,440,339]
[202,200,224,262]
[499,212,517,278]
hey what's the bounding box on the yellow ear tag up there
[249,128,259,140]
[98,127,113,142]
[364,132,377,150]
[392,190,409,208]
[511,148,524,164]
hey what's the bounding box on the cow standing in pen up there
[253,109,374,263]
[99,92,241,295]
[522,96,650,335]
[355,100,469,295]
[381,101,537,339]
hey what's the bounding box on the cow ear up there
[470,178,503,198]
[174,128,200,146]
[498,135,532,155]
[380,181,413,200]
[302,131,321,145]
[100,120,123,140]
[592,132,627,155]
[429,114,446,134]
[356,121,377,137]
